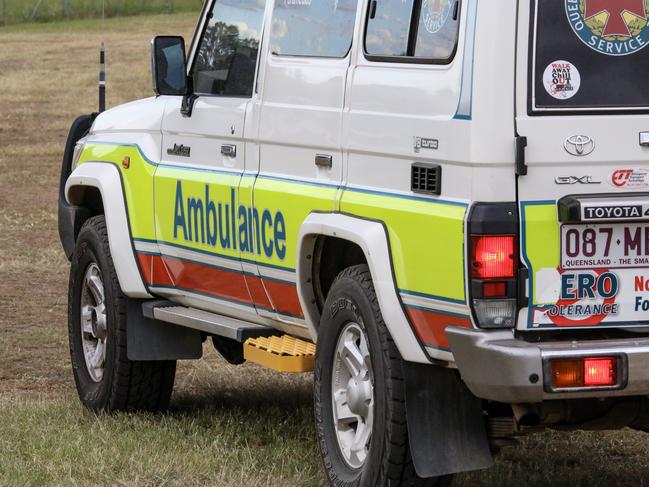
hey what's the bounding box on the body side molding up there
[65,162,151,299]
[297,212,429,364]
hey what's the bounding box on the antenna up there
[99,43,106,112]
[98,0,106,113]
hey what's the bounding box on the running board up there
[142,301,275,343]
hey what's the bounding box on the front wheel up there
[314,265,452,487]
[68,215,176,412]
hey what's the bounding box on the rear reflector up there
[550,357,617,389]
[483,281,507,298]
[471,235,516,279]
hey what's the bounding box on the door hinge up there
[515,136,527,176]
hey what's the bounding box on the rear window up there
[533,0,649,111]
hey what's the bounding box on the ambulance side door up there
[148,0,266,321]
[249,0,359,327]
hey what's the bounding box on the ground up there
[1,13,649,487]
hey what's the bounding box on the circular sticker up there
[422,0,453,34]
[565,0,649,56]
[543,61,581,100]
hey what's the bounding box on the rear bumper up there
[446,327,649,403]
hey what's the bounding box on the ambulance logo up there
[565,0,649,56]
[422,0,452,34]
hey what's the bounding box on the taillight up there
[467,203,520,329]
[471,235,516,279]
[550,356,619,390]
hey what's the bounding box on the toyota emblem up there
[564,135,595,156]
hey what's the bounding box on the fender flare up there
[65,162,151,299]
[297,213,429,364]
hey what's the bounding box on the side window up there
[191,0,266,97]
[365,0,460,62]
[270,0,358,58]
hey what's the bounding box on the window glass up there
[534,0,649,110]
[365,0,414,56]
[365,0,460,61]
[414,0,459,59]
[270,0,358,57]
[192,0,266,96]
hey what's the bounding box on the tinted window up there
[365,0,460,61]
[270,0,357,57]
[365,0,414,56]
[192,0,265,96]
[534,0,649,110]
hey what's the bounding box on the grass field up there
[0,0,202,26]
[2,12,649,487]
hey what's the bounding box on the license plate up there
[561,223,649,270]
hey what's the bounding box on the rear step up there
[244,336,316,373]
[143,301,316,372]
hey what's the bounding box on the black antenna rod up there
[99,43,106,113]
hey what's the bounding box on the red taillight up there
[551,357,618,389]
[584,358,616,387]
[471,235,516,279]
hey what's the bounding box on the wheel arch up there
[297,212,429,363]
[65,162,151,299]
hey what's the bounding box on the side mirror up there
[151,36,188,96]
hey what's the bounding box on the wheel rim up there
[331,321,374,469]
[80,263,107,383]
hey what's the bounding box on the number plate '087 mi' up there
[561,224,649,270]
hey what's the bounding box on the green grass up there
[0,0,202,26]
[0,390,322,486]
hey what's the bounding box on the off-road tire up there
[69,215,176,412]
[314,264,452,487]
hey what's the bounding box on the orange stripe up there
[406,308,472,350]
[137,253,153,284]
[264,279,304,318]
[161,255,253,305]
[244,274,274,310]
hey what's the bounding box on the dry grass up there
[2,13,649,487]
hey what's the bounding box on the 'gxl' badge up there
[555,175,601,185]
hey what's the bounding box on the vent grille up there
[411,163,441,195]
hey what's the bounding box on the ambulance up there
[58,0,649,484]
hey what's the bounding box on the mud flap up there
[404,362,493,477]
[127,300,203,361]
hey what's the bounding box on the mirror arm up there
[181,75,197,118]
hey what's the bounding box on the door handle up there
[315,153,333,168]
[221,144,237,157]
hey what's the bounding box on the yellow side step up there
[244,335,316,373]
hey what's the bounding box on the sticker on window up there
[542,60,581,100]
[422,0,453,34]
[565,0,649,56]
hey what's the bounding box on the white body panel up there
[66,163,151,299]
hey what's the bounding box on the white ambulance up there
[58,0,649,484]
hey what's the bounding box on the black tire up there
[69,215,176,413]
[314,265,452,487]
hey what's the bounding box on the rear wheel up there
[69,215,176,412]
[314,265,452,486]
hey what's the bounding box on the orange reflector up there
[551,357,617,389]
